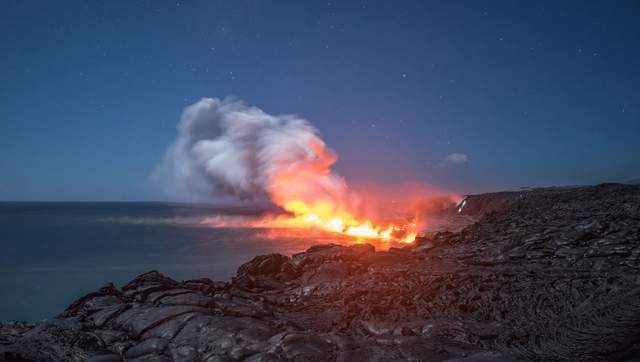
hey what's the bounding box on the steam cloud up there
[158,97,348,208]
[440,153,468,167]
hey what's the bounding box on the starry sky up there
[1,1,639,201]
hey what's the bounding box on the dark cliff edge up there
[2,183,640,361]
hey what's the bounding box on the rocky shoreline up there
[2,183,640,361]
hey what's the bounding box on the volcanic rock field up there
[2,183,640,361]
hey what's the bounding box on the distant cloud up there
[440,153,468,167]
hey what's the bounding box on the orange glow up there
[247,144,425,244]
[399,231,417,244]
[253,197,418,244]
[207,136,436,245]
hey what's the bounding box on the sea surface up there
[0,202,352,321]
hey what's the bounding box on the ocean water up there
[0,202,351,321]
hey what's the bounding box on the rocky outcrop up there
[2,183,640,361]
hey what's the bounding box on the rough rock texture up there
[2,183,640,361]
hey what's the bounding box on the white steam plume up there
[158,97,348,208]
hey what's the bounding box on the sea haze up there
[0,202,346,321]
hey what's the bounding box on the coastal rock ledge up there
[2,183,640,361]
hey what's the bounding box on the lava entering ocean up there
[255,201,418,244]
[159,97,457,244]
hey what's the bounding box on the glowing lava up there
[260,199,418,244]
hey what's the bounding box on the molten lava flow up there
[259,198,417,244]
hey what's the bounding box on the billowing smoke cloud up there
[158,97,348,209]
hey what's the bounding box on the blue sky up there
[1,0,638,201]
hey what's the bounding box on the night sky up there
[1,1,639,201]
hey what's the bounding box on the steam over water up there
[157,97,347,204]
[0,202,354,321]
[155,97,437,242]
